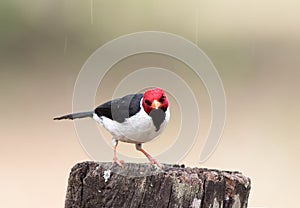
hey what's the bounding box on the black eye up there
[145,100,151,106]
[159,95,165,103]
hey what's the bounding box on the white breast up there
[92,100,170,144]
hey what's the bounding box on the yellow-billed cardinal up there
[54,88,170,168]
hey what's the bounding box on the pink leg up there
[112,140,124,166]
[136,144,164,168]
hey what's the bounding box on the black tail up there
[54,111,94,120]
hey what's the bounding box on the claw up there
[113,157,124,167]
[149,158,164,169]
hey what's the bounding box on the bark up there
[65,162,251,208]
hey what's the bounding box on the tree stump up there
[65,162,251,208]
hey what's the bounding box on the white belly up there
[92,108,170,144]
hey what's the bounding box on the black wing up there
[94,93,143,123]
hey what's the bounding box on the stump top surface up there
[65,161,251,208]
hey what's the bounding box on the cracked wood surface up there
[65,162,251,208]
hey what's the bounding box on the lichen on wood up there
[65,162,251,208]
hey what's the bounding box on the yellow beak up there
[151,99,161,109]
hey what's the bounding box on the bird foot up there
[113,157,124,167]
[149,158,164,169]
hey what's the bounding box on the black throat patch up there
[149,109,166,131]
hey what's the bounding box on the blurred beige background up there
[1,1,299,207]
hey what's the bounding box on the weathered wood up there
[65,162,251,208]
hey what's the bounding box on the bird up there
[54,88,170,168]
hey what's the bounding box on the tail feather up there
[54,111,93,120]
